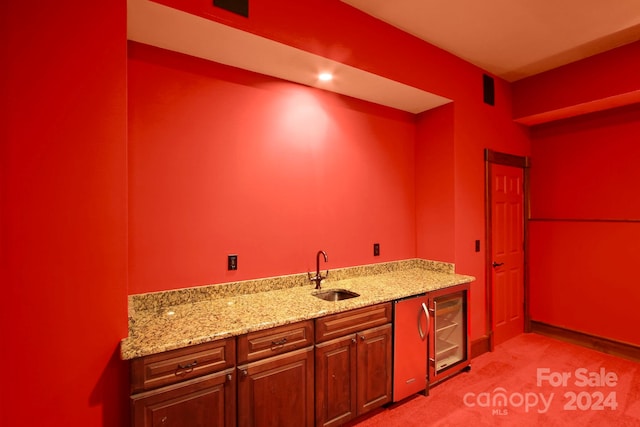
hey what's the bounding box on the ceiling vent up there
[214,0,248,17]
[483,74,495,106]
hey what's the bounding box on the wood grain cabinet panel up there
[356,324,392,415]
[315,334,358,427]
[315,304,392,427]
[130,338,236,427]
[315,303,392,343]
[237,347,314,427]
[237,320,313,364]
[131,338,236,394]
[131,369,236,427]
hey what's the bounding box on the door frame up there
[484,149,531,351]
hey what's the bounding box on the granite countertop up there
[121,259,474,360]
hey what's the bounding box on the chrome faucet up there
[308,250,328,289]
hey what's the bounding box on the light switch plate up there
[228,254,238,270]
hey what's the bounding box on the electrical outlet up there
[228,254,238,271]
[373,243,380,256]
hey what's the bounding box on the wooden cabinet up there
[127,294,466,427]
[130,338,236,427]
[237,320,315,427]
[315,303,392,427]
[131,370,236,427]
[315,334,357,427]
[356,324,393,414]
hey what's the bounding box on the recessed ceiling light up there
[318,72,333,82]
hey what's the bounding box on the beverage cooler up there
[428,284,470,386]
[392,283,470,402]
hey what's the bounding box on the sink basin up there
[313,289,360,302]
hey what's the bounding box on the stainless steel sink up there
[313,289,360,301]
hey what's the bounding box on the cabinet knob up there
[351,338,356,344]
[161,416,168,424]
[227,373,232,381]
[360,335,365,341]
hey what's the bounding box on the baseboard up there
[471,335,491,359]
[530,321,640,363]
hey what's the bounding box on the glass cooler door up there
[433,291,467,375]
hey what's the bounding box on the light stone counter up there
[121,259,474,360]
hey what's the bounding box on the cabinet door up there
[356,323,392,415]
[132,369,236,427]
[237,347,314,427]
[315,334,357,427]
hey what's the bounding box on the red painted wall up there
[529,105,640,345]
[512,41,640,124]
[529,221,640,345]
[128,43,418,294]
[416,104,456,263]
[530,105,640,220]
[1,1,129,426]
[129,1,533,345]
[450,77,531,339]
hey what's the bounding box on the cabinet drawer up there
[131,338,236,393]
[237,320,314,364]
[315,303,392,343]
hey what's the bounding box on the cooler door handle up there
[418,302,430,340]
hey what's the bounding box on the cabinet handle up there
[492,261,504,268]
[161,416,168,424]
[271,337,288,347]
[227,373,232,381]
[419,302,430,340]
[239,368,248,377]
[176,360,197,375]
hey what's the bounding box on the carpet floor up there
[350,333,640,426]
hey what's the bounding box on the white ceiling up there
[128,0,640,114]
[342,0,640,81]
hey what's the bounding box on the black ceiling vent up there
[214,0,248,17]
[483,74,495,106]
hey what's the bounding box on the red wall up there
[512,41,640,124]
[129,1,533,346]
[128,43,418,294]
[1,1,129,426]
[529,105,640,345]
[416,104,456,263]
